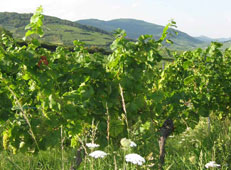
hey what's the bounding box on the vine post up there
[61,125,64,170]
[158,119,174,170]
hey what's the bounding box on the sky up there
[0,0,231,38]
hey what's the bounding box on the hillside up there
[195,35,214,42]
[222,40,231,49]
[196,35,231,43]
[0,12,113,47]
[77,18,206,50]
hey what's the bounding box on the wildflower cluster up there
[89,150,107,158]
[125,153,145,165]
[205,161,221,168]
[86,143,100,148]
[86,139,146,166]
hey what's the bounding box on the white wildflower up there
[120,138,137,148]
[125,153,145,165]
[205,161,221,168]
[86,143,100,148]
[89,150,107,159]
[130,141,137,147]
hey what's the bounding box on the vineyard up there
[1,7,231,170]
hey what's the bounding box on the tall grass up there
[0,115,230,169]
[164,116,231,170]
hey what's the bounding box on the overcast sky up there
[0,0,231,38]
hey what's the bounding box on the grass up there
[0,115,231,170]
[164,116,231,170]
[0,149,72,170]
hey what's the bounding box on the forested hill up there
[77,18,206,50]
[0,12,113,47]
[223,40,231,49]
[0,12,208,50]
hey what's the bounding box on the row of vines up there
[1,7,231,169]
